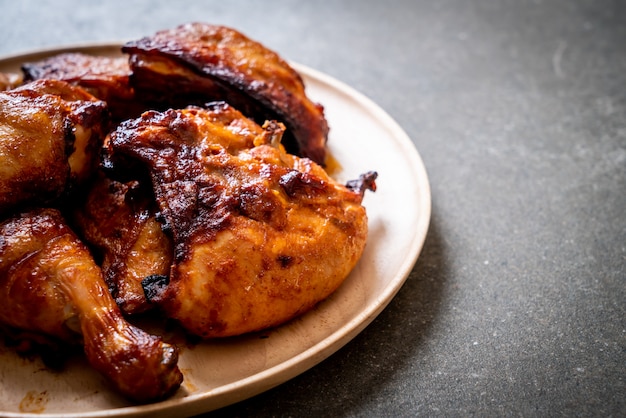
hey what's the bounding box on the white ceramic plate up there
[0,44,431,418]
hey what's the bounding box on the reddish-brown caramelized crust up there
[106,103,374,338]
[21,52,143,121]
[122,22,329,165]
[0,79,108,216]
[72,172,173,315]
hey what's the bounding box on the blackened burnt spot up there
[278,170,325,197]
[277,254,293,268]
[142,274,169,302]
[346,171,378,197]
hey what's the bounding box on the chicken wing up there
[0,208,182,402]
[106,102,376,338]
[0,79,108,215]
[72,172,173,315]
[122,22,329,165]
[21,52,144,121]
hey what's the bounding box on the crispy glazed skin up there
[0,208,182,402]
[0,79,108,215]
[21,53,142,121]
[123,22,329,165]
[73,172,173,315]
[106,103,375,338]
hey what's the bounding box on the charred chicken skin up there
[105,102,376,338]
[73,172,173,315]
[21,53,144,122]
[0,208,183,402]
[122,22,329,165]
[0,79,108,215]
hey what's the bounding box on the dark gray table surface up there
[1,0,624,416]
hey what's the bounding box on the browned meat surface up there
[21,52,143,121]
[0,79,108,216]
[0,208,182,402]
[122,22,329,165]
[73,172,173,315]
[105,102,375,338]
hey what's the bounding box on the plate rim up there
[0,43,431,418]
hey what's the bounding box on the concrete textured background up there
[0,0,624,416]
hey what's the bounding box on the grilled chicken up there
[0,79,108,216]
[73,172,173,315]
[122,22,329,165]
[21,52,143,121]
[105,102,375,338]
[0,208,182,402]
[0,23,377,402]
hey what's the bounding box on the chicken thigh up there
[105,102,376,338]
[123,23,329,165]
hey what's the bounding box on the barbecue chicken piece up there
[123,22,329,165]
[105,102,376,338]
[0,208,183,402]
[21,52,143,121]
[73,172,173,315]
[0,79,108,216]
